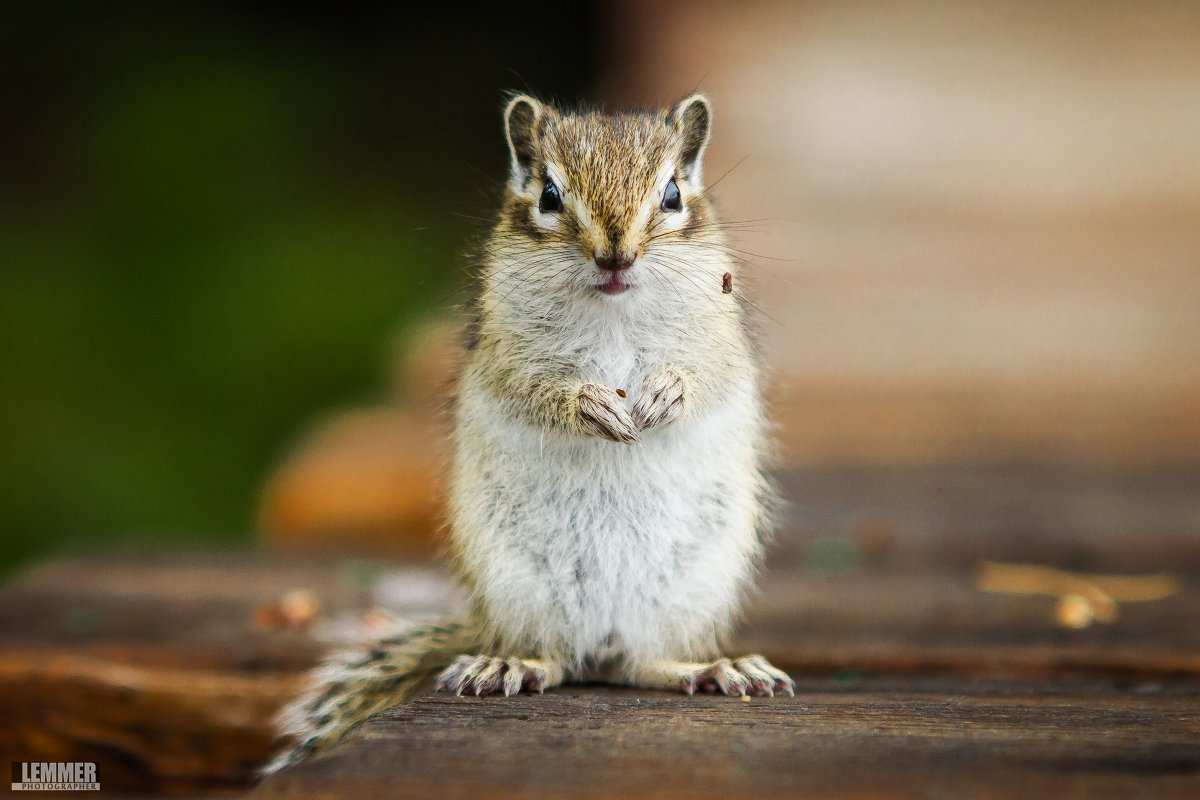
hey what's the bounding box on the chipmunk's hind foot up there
[632,655,795,697]
[435,655,565,697]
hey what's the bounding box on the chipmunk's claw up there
[436,655,560,697]
[733,655,795,697]
[639,655,793,698]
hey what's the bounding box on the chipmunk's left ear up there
[672,94,712,185]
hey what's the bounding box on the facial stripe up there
[499,107,715,259]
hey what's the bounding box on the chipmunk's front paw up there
[632,369,685,431]
[577,383,640,443]
[435,655,564,697]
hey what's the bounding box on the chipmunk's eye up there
[661,177,681,212]
[539,179,563,213]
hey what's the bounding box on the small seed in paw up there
[722,272,733,293]
[615,388,626,398]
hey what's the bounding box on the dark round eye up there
[539,179,563,213]
[661,177,681,212]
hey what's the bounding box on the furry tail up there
[264,619,475,774]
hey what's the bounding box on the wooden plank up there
[0,649,298,793]
[740,569,1200,679]
[2,462,1196,792]
[2,557,1195,792]
[254,681,1200,799]
[2,557,1197,790]
[772,461,1200,570]
[0,554,340,793]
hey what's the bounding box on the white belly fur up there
[449,376,766,672]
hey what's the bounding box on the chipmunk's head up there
[489,94,725,305]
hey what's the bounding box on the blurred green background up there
[0,2,598,573]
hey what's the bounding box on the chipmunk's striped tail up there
[264,619,475,774]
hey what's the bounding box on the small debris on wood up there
[255,588,322,631]
[254,604,281,629]
[1055,593,1096,629]
[977,561,1180,628]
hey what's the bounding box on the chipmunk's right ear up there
[503,95,543,187]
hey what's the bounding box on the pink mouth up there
[597,276,630,295]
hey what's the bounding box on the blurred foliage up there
[0,1,597,573]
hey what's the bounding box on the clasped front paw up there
[632,369,685,431]
[577,383,640,443]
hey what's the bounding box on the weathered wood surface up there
[1,462,1197,795]
[255,680,1200,800]
[0,555,330,793]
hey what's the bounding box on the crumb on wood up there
[255,588,322,631]
[976,561,1179,629]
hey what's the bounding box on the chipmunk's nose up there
[594,252,634,272]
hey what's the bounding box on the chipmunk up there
[266,93,791,774]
